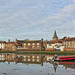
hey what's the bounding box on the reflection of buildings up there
[0,53,17,64]
[49,61,75,72]
[44,55,75,72]
[44,55,53,62]
[0,53,75,71]
[63,64,75,69]
[17,54,44,66]
[44,55,58,72]
[0,53,44,66]
[59,62,75,69]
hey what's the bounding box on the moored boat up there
[54,55,75,61]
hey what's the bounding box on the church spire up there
[53,30,58,40]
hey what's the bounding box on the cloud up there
[0,0,74,41]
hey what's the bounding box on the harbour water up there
[0,53,75,75]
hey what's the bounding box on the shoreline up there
[0,50,75,55]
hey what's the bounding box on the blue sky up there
[0,0,75,41]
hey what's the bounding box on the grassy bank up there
[0,50,75,55]
[0,50,17,53]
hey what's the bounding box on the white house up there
[47,40,64,51]
[0,41,6,50]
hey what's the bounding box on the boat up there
[54,55,75,61]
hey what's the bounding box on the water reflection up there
[0,53,75,71]
[45,55,75,72]
[0,53,45,66]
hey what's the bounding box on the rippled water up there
[0,53,75,75]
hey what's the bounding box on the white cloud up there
[0,0,74,41]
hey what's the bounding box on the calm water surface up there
[0,53,75,75]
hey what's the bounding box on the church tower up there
[53,30,58,40]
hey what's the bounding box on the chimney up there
[15,39,17,42]
[8,39,10,42]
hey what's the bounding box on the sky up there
[0,0,75,41]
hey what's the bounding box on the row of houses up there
[0,31,75,51]
[45,31,75,51]
[0,39,44,51]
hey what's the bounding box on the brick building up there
[16,39,44,51]
[63,37,75,51]
[4,39,17,51]
[0,41,6,50]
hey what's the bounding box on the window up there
[24,56,26,58]
[32,43,35,45]
[69,41,70,48]
[28,59,30,61]
[8,44,9,47]
[37,59,39,62]
[24,43,26,45]
[2,55,4,57]
[37,56,39,58]
[28,46,31,49]
[37,46,39,48]
[2,44,3,46]
[49,44,51,46]
[66,42,67,45]
[13,46,15,49]
[2,58,4,60]
[24,46,26,48]
[24,59,26,61]
[32,59,35,61]
[32,56,35,58]
[12,55,15,58]
[28,56,30,58]
[64,42,65,45]
[32,46,35,48]
[37,43,39,45]
[28,43,30,45]
[69,41,70,44]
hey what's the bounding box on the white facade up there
[0,43,5,49]
[47,43,56,48]
[47,43,64,51]
[47,43,62,49]
[59,46,65,51]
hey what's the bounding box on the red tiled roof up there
[64,37,75,41]
[6,42,14,44]
[17,40,42,43]
[0,41,6,43]
[47,39,62,44]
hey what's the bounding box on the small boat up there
[54,55,75,61]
